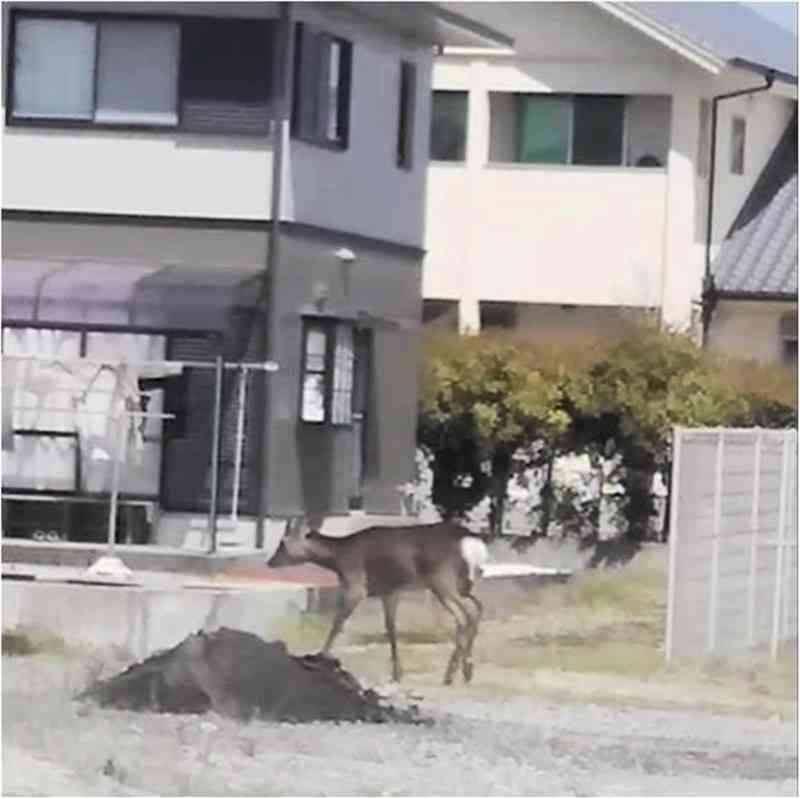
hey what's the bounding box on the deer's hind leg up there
[381,591,402,682]
[428,578,471,686]
[460,593,483,683]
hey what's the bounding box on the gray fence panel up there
[666,428,798,660]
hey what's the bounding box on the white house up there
[1,1,510,550]
[705,108,797,366]
[422,2,797,348]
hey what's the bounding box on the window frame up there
[5,9,276,136]
[290,22,353,152]
[299,316,359,427]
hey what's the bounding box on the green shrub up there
[419,321,797,541]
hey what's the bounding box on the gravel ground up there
[3,656,797,796]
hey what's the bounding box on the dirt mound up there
[76,628,426,724]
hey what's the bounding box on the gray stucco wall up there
[2,216,423,521]
[264,227,422,518]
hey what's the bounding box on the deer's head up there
[267,515,326,566]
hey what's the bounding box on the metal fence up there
[666,428,798,661]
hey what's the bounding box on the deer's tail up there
[460,536,489,585]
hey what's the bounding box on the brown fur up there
[269,520,485,685]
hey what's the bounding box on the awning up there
[2,257,266,332]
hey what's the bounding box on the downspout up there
[255,1,293,548]
[701,70,775,346]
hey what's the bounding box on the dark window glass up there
[731,116,746,175]
[572,95,625,166]
[430,91,468,161]
[181,19,275,134]
[397,61,416,169]
[479,301,517,329]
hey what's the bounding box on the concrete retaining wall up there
[3,580,312,661]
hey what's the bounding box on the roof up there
[441,2,797,81]
[626,2,798,81]
[713,113,798,299]
[347,3,514,48]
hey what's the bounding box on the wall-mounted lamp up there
[334,247,357,263]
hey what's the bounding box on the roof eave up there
[429,4,515,49]
[729,58,798,90]
[595,1,727,75]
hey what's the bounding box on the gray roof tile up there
[713,113,798,297]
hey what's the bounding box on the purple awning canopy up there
[2,257,266,331]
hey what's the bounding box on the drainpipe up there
[255,1,293,548]
[701,70,775,346]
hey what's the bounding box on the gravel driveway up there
[4,671,797,796]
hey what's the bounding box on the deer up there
[268,518,489,685]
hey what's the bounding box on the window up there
[519,94,624,165]
[9,13,275,133]
[572,95,625,166]
[12,18,96,120]
[430,91,468,161]
[292,23,352,149]
[479,301,517,330]
[731,116,746,175]
[300,320,356,424]
[516,95,571,164]
[697,99,711,178]
[494,93,626,166]
[96,20,180,125]
[396,61,416,169]
[180,19,275,134]
[2,326,167,496]
[12,16,179,126]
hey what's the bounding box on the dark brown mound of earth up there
[75,628,427,724]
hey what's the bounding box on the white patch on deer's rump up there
[460,536,489,582]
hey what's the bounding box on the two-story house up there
[422,2,797,362]
[1,2,511,551]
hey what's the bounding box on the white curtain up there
[13,18,96,119]
[95,20,180,126]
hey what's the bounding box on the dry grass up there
[277,547,797,719]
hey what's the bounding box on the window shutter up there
[180,19,275,135]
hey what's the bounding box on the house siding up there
[425,3,797,335]
[262,228,422,518]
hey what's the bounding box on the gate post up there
[770,433,790,660]
[747,430,762,647]
[665,428,683,662]
[707,431,725,655]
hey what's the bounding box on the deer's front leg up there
[321,580,366,656]
[381,591,402,682]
